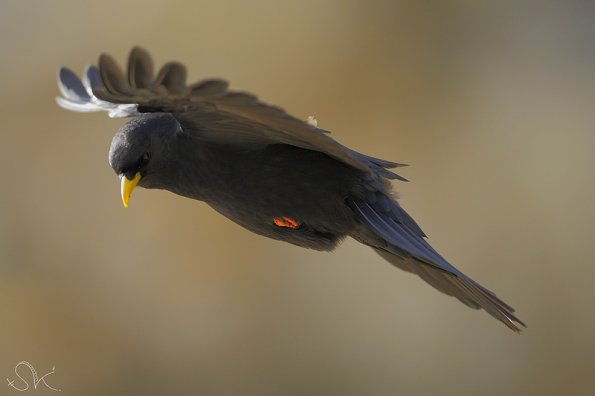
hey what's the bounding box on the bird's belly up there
[205,182,355,251]
[185,144,364,250]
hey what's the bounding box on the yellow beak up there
[120,172,142,208]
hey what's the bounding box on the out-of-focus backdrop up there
[1,1,594,395]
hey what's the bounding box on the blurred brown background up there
[1,1,594,395]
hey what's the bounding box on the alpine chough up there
[56,47,524,332]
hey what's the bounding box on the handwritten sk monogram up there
[6,361,61,392]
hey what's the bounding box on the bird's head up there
[108,113,182,207]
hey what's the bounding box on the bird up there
[56,47,525,332]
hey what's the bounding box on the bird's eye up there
[139,152,151,166]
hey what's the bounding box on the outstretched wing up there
[348,194,526,332]
[56,47,407,177]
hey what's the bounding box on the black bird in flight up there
[57,47,524,332]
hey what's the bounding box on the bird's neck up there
[164,135,226,202]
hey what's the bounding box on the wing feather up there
[127,46,154,89]
[56,46,407,178]
[154,62,188,94]
[349,195,525,332]
[99,53,131,95]
[190,79,229,98]
[58,68,91,102]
